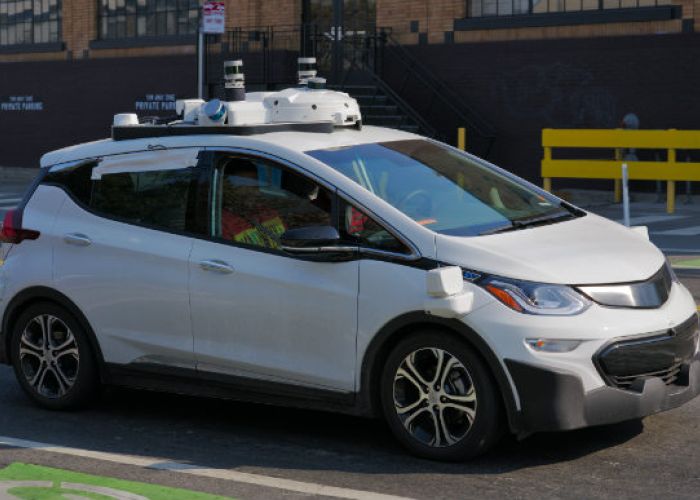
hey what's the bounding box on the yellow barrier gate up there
[541,129,700,214]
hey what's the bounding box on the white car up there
[0,85,698,461]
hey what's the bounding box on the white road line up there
[653,225,700,236]
[0,198,21,204]
[0,436,413,500]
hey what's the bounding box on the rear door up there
[50,149,207,370]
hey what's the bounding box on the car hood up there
[435,213,665,285]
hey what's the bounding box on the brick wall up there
[64,0,98,58]
[381,1,694,44]
[377,0,466,42]
[224,0,301,29]
[0,0,697,65]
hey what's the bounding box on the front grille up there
[595,314,699,390]
[609,362,684,390]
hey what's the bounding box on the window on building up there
[468,0,670,17]
[0,0,62,46]
[98,0,199,40]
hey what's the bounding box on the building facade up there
[1,0,698,181]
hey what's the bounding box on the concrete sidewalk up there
[0,166,37,183]
[589,201,700,255]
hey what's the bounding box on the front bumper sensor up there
[506,355,700,435]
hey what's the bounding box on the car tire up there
[380,330,504,461]
[11,302,99,410]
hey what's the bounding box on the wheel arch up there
[1,286,106,380]
[358,311,521,434]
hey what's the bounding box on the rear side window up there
[43,161,95,206]
[42,159,205,234]
[93,168,195,232]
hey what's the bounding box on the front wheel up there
[11,302,99,410]
[380,331,504,461]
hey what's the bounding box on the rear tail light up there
[0,210,40,244]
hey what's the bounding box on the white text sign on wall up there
[134,94,177,112]
[0,96,44,111]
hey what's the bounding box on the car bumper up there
[506,354,700,434]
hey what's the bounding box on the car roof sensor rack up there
[110,59,362,142]
[111,121,337,141]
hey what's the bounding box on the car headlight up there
[480,276,591,316]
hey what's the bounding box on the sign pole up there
[622,163,631,227]
[198,29,204,99]
[199,1,225,100]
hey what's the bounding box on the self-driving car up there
[1,76,698,461]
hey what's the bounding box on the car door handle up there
[199,259,234,274]
[64,233,92,247]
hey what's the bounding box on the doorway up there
[302,0,377,83]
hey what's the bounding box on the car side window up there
[216,156,333,250]
[42,161,95,206]
[43,158,205,235]
[340,201,411,255]
[92,167,197,233]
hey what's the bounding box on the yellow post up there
[613,148,622,203]
[457,128,466,151]
[667,181,676,214]
[542,145,552,191]
[668,145,677,214]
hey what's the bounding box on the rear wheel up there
[11,302,99,410]
[380,330,504,461]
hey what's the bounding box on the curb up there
[0,167,39,183]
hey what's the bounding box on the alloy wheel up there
[18,315,80,398]
[393,347,477,447]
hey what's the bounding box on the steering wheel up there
[397,189,433,218]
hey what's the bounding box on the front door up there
[303,0,377,83]
[188,152,359,392]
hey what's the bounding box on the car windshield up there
[306,139,575,236]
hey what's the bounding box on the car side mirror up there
[281,226,357,261]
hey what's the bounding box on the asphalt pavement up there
[0,352,699,500]
[0,182,699,499]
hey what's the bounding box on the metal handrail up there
[334,48,442,139]
[381,31,496,140]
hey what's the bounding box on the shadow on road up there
[0,382,645,477]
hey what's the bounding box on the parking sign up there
[202,1,225,34]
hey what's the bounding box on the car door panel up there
[189,153,359,392]
[190,242,358,390]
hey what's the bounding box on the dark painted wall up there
[0,55,196,167]
[384,33,700,184]
[2,34,699,182]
